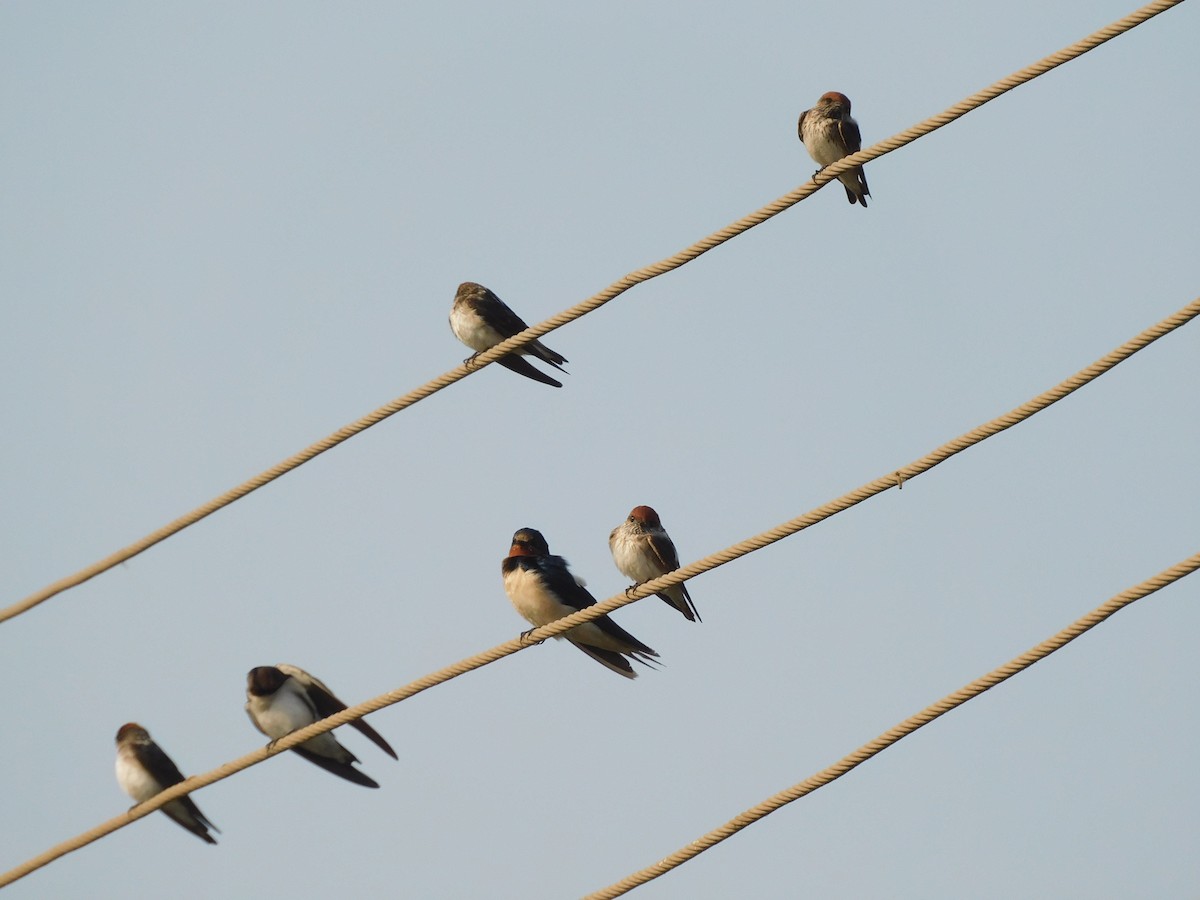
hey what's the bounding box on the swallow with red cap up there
[609,505,700,622]
[798,91,871,207]
[450,281,569,387]
[245,664,397,788]
[115,723,220,844]
[502,527,659,678]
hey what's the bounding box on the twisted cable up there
[584,550,1200,898]
[2,292,1194,888]
[3,0,1183,624]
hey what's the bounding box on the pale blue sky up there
[2,2,1197,897]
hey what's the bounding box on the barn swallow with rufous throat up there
[503,527,659,679]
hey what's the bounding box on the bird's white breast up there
[248,682,353,761]
[804,127,845,167]
[504,565,577,627]
[611,531,664,582]
[247,683,315,739]
[503,564,635,651]
[115,749,160,802]
[449,305,504,352]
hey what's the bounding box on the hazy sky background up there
[2,2,1197,897]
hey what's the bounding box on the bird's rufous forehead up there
[818,91,852,107]
[630,505,661,525]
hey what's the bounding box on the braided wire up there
[3,0,1184,625]
[2,292,1195,889]
[584,551,1200,898]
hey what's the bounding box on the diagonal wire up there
[2,0,1184,626]
[584,550,1200,898]
[2,293,1195,889]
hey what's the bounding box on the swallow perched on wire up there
[115,723,220,845]
[609,505,700,623]
[244,664,397,788]
[502,527,660,679]
[798,91,871,207]
[449,281,569,387]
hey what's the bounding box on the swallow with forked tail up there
[609,505,700,622]
[115,723,220,844]
[450,281,569,387]
[502,527,659,678]
[245,664,396,788]
[798,91,871,207]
